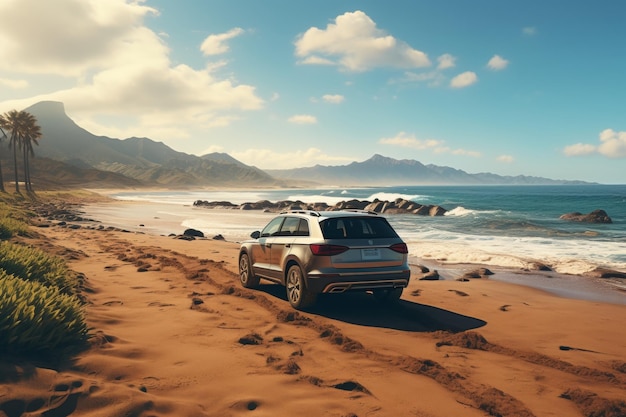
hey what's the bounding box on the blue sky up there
[1,0,625,183]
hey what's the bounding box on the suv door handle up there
[265,243,272,248]
[285,244,291,248]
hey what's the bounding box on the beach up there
[1,195,626,417]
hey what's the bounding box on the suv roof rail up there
[335,209,379,215]
[280,208,379,216]
[279,209,322,217]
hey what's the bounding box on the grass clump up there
[0,271,89,355]
[0,241,78,294]
[0,216,30,239]
[0,201,31,239]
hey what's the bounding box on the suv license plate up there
[361,248,381,260]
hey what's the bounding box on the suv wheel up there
[373,288,403,304]
[239,253,260,288]
[286,264,316,310]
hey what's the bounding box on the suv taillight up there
[310,244,349,256]
[390,243,408,254]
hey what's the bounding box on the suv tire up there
[286,264,317,310]
[239,253,260,288]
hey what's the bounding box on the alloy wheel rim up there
[287,270,301,303]
[240,257,248,284]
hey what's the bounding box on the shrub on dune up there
[0,271,89,355]
[0,202,30,238]
[0,217,30,239]
[0,241,78,294]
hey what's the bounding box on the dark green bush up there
[0,272,89,354]
[0,241,78,294]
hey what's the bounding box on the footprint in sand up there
[148,301,175,307]
[0,398,46,416]
[232,400,261,411]
[332,380,371,395]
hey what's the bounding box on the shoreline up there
[3,192,625,416]
[73,196,626,305]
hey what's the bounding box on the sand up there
[1,202,626,416]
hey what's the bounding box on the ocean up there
[89,184,626,277]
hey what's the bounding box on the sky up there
[0,0,625,184]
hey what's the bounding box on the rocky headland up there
[193,197,448,216]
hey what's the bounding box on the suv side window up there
[278,217,300,236]
[277,217,310,236]
[261,217,284,237]
[295,219,309,236]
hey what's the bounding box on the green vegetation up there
[0,271,89,354]
[0,197,90,357]
[0,109,42,193]
[0,241,78,294]
[0,201,31,238]
[0,216,30,239]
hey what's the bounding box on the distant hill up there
[29,157,144,189]
[266,154,591,186]
[8,101,592,190]
[23,101,279,187]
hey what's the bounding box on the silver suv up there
[238,210,410,310]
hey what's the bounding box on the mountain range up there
[1,101,589,189]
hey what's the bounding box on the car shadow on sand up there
[257,284,486,333]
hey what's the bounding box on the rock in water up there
[559,209,612,224]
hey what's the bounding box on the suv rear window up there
[320,217,399,239]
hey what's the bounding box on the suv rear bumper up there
[306,270,410,294]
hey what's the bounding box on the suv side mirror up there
[251,231,260,239]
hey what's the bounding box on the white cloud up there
[523,27,537,36]
[379,132,443,150]
[394,70,446,87]
[299,55,336,66]
[437,54,456,70]
[379,131,480,157]
[450,71,478,88]
[322,94,345,104]
[0,0,160,76]
[0,0,264,145]
[0,77,28,89]
[487,55,509,71]
[449,148,481,157]
[200,27,245,56]
[288,114,318,124]
[231,148,354,169]
[199,145,225,155]
[563,143,596,156]
[294,10,431,72]
[598,128,626,158]
[497,154,514,163]
[564,129,626,158]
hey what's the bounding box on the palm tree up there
[2,110,24,193]
[20,113,42,192]
[0,125,6,192]
[0,110,42,193]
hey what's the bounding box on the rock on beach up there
[193,197,448,216]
